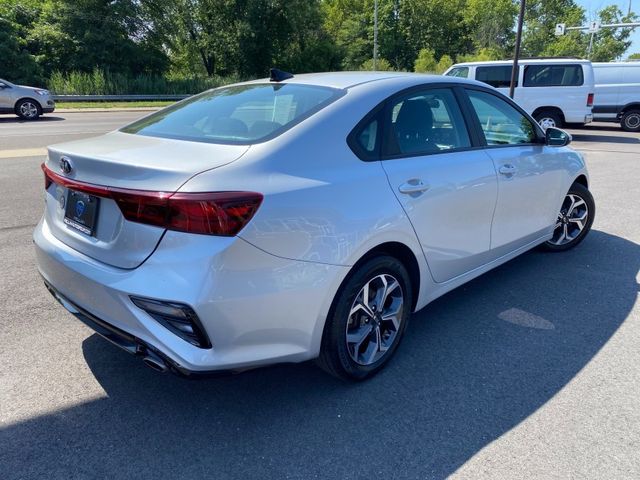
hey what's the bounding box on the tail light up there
[42,163,262,236]
[587,93,594,107]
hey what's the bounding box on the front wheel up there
[16,99,41,120]
[317,256,413,381]
[541,182,595,252]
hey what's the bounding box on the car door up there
[376,86,498,283]
[0,81,13,109]
[463,88,565,253]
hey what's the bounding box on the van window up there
[446,67,469,78]
[476,66,517,88]
[524,65,584,87]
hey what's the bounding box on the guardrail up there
[52,94,191,102]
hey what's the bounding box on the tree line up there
[1,0,638,92]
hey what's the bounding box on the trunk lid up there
[44,131,249,269]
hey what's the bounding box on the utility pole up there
[373,0,379,70]
[509,0,526,99]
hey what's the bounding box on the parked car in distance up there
[0,78,55,120]
[444,58,595,129]
[592,61,640,132]
[35,71,595,381]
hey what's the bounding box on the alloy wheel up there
[548,193,589,246]
[20,101,39,119]
[345,273,404,366]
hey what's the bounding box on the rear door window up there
[476,66,517,88]
[383,88,471,157]
[524,65,584,87]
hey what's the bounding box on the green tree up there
[463,0,517,56]
[414,48,437,72]
[628,53,640,60]
[436,54,454,73]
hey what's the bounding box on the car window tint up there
[121,84,341,145]
[445,67,469,78]
[467,90,536,145]
[476,66,517,88]
[385,88,470,156]
[524,65,584,87]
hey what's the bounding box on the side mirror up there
[545,127,571,147]
[0,83,7,89]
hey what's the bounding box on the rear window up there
[476,66,517,88]
[121,84,342,144]
[524,65,584,87]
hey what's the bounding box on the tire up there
[317,255,413,381]
[540,182,595,252]
[620,110,640,132]
[534,109,563,130]
[15,98,41,120]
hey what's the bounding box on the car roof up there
[236,71,482,90]
[452,58,591,67]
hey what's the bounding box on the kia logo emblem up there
[59,157,73,174]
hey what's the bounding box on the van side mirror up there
[545,127,571,147]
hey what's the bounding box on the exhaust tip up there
[142,353,168,373]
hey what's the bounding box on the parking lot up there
[1,112,639,479]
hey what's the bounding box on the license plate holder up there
[64,190,99,236]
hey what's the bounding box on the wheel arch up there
[15,97,43,114]
[573,174,588,189]
[344,241,421,312]
[532,106,565,123]
[620,102,640,115]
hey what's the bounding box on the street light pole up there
[509,0,526,99]
[373,0,379,70]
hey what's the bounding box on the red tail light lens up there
[587,93,594,107]
[42,163,262,236]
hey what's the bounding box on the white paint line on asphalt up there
[0,148,47,159]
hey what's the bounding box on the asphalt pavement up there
[0,112,639,479]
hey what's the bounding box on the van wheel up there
[16,99,41,120]
[317,256,412,381]
[621,110,640,132]
[534,110,563,130]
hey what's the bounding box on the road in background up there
[1,113,639,479]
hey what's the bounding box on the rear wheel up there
[534,109,563,130]
[16,99,41,120]
[621,110,640,132]
[317,256,412,381]
[541,182,595,252]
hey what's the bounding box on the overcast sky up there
[575,0,639,57]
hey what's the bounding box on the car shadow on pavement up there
[571,132,640,144]
[0,116,65,124]
[2,230,638,479]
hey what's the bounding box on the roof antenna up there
[270,68,294,82]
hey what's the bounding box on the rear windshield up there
[121,83,343,144]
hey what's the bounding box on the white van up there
[592,62,640,132]
[444,59,594,128]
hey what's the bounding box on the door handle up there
[499,164,517,176]
[398,179,430,195]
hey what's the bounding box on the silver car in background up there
[35,72,595,381]
[0,78,55,120]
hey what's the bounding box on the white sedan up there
[35,71,595,380]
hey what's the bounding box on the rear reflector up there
[42,163,262,236]
[587,93,594,107]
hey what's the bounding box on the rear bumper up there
[34,216,347,374]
